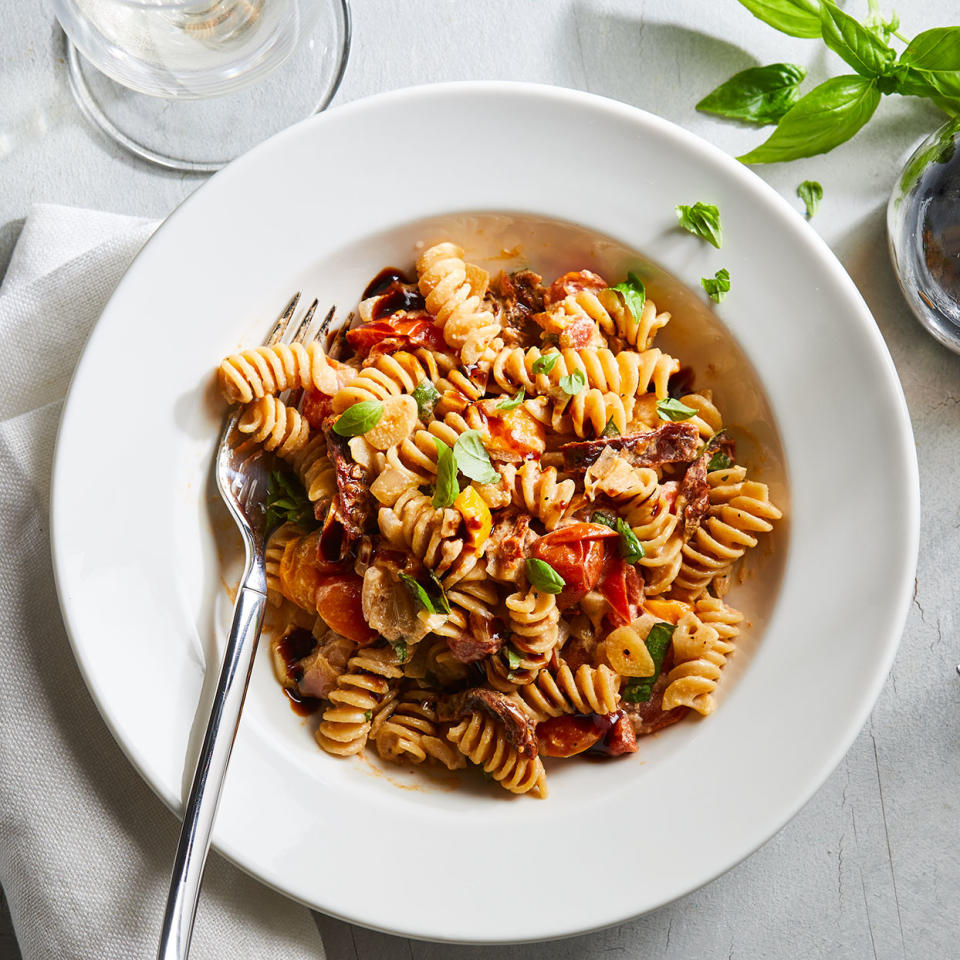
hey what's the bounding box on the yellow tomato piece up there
[453,485,492,555]
[642,598,693,625]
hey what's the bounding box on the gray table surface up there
[2,1,958,958]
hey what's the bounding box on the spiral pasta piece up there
[661,611,735,716]
[491,346,678,402]
[597,289,671,350]
[331,349,449,412]
[416,243,502,365]
[383,411,474,483]
[218,341,340,404]
[265,522,305,606]
[675,392,723,438]
[372,688,466,769]
[499,461,575,530]
[445,711,548,797]
[315,647,404,757]
[674,466,782,599]
[618,469,684,596]
[377,488,468,577]
[517,663,621,722]
[694,596,744,642]
[523,390,628,438]
[237,396,310,455]
[283,434,336,503]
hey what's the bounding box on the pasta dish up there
[215,241,782,798]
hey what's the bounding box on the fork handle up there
[157,581,268,960]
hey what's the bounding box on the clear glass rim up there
[62,0,352,173]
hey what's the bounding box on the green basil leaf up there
[797,180,823,218]
[333,400,384,437]
[531,351,561,375]
[738,75,881,164]
[901,27,960,72]
[412,379,440,419]
[432,437,460,508]
[453,430,500,484]
[390,639,408,664]
[708,449,734,471]
[505,646,523,672]
[697,63,806,124]
[608,271,646,320]
[399,573,437,615]
[734,0,822,39]
[591,510,618,529]
[819,1,895,79]
[621,622,676,703]
[675,202,723,248]
[559,369,586,396]
[701,268,731,304]
[601,414,620,437]
[525,557,565,594]
[497,387,525,410]
[265,469,313,529]
[364,710,373,722]
[616,518,645,563]
[427,571,452,614]
[657,397,698,422]
[891,64,960,113]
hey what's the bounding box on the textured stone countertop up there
[1,1,957,958]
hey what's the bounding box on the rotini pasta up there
[214,244,782,799]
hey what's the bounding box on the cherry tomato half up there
[345,315,447,357]
[301,389,334,430]
[531,524,617,600]
[598,552,643,627]
[314,574,377,646]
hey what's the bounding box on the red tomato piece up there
[559,316,597,350]
[599,553,644,627]
[346,315,446,357]
[545,269,608,306]
[592,712,639,756]
[301,389,334,430]
[536,523,620,545]
[531,535,607,601]
[314,575,377,646]
[537,714,617,758]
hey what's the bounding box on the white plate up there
[50,82,919,943]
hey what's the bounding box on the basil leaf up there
[738,75,881,164]
[497,387,525,410]
[505,646,523,672]
[708,449,734,471]
[559,369,586,396]
[697,63,806,124]
[608,271,646,320]
[390,639,408,664]
[412,379,440,419]
[591,510,618,529]
[657,397,698,422]
[734,0,821,39]
[531,351,561,375]
[601,415,620,437]
[265,469,313,529]
[621,622,676,703]
[892,65,960,113]
[675,202,723,248]
[333,400,384,437]
[432,437,460,508]
[701,268,731,304]
[525,557,565,594]
[427,571,452,614]
[453,430,500,484]
[901,27,960,72]
[399,573,437,615]
[616,518,645,563]
[819,1,895,79]
[797,180,823,218]
[364,710,373,721]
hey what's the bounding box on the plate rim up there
[49,79,921,943]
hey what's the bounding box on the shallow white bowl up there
[50,82,919,943]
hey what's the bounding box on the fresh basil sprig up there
[333,400,384,437]
[497,387,525,410]
[797,180,823,218]
[701,268,731,303]
[265,469,313,529]
[532,351,561,375]
[657,397,698,422]
[525,557,565,594]
[453,430,500,484]
[696,63,806,124]
[621,622,676,703]
[400,573,437,614]
[716,3,960,164]
[412,380,440,420]
[559,369,586,396]
[432,437,460,508]
[675,202,723,248]
[607,271,646,320]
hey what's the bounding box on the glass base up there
[63,1,350,173]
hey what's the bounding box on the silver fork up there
[157,292,332,960]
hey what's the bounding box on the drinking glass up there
[53,0,351,172]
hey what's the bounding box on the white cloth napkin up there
[0,205,325,960]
